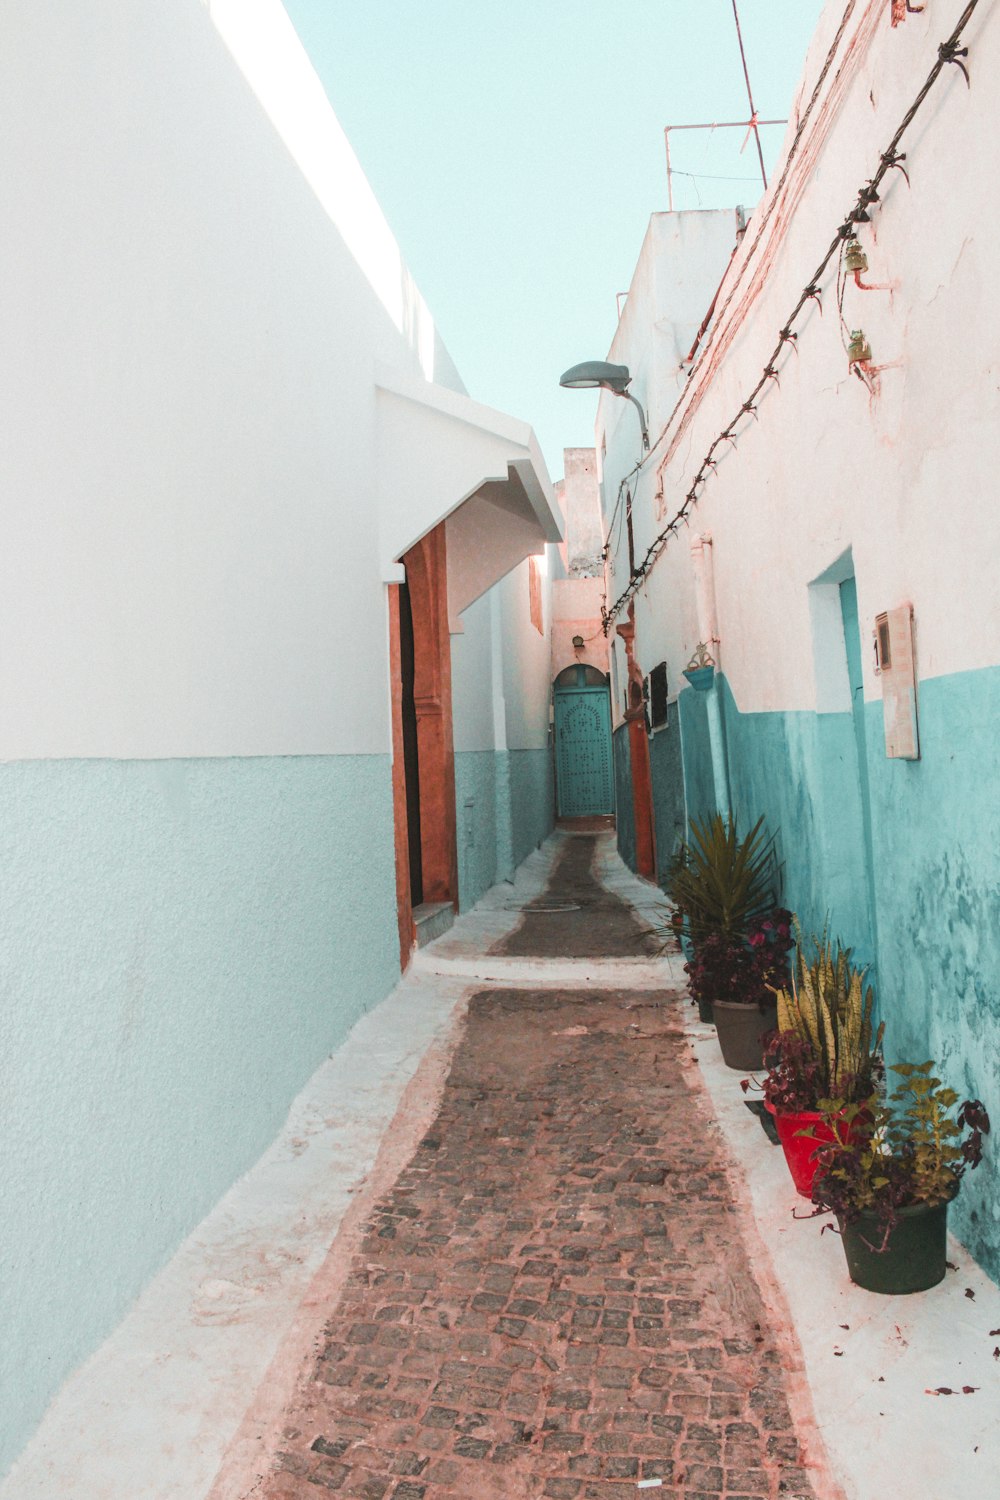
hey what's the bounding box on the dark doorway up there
[398,580,423,908]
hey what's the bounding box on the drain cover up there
[522,899,582,914]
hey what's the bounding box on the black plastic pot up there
[839,1195,952,1294]
[712,1000,777,1070]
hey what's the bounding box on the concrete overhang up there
[375,365,561,626]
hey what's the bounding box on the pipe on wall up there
[690,533,731,819]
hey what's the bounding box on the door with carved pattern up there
[553,667,614,818]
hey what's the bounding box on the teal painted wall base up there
[455,752,498,913]
[675,667,1000,1283]
[676,688,719,832]
[454,749,555,912]
[0,754,399,1476]
[507,748,555,870]
[612,724,636,872]
[650,715,686,873]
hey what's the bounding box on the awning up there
[376,365,562,627]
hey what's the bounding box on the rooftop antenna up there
[730,0,768,193]
[663,3,785,211]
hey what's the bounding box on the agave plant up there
[664,814,779,947]
[774,926,884,1101]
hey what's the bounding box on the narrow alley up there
[239,833,827,1500]
[4,6,1000,1497]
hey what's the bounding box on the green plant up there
[808,1064,990,1242]
[774,926,884,1102]
[663,814,779,947]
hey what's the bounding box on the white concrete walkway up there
[4,830,997,1500]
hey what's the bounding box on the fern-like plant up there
[774,926,884,1103]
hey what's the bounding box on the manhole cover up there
[504,898,584,913]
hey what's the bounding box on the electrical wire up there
[671,169,762,183]
[603,0,982,631]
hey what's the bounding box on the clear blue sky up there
[282,0,826,479]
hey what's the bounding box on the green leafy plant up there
[663,814,779,947]
[774,926,884,1102]
[807,1064,990,1244]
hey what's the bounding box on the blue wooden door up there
[554,683,614,816]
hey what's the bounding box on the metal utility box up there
[874,604,919,759]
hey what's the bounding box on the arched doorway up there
[553,665,614,818]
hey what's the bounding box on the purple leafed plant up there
[686,907,793,1013]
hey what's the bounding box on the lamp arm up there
[617,389,649,450]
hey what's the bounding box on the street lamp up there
[558,360,649,450]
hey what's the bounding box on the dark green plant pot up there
[839,1196,951,1294]
[696,994,714,1025]
[712,1001,777,1070]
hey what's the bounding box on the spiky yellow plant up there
[774,924,884,1099]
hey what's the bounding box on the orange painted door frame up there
[388,522,459,969]
[618,606,657,881]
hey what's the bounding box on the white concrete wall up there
[451,553,554,755]
[0,0,467,763]
[551,578,609,682]
[451,594,497,754]
[497,556,553,752]
[600,2,1000,712]
[0,1,557,1474]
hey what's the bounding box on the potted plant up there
[749,929,884,1196]
[688,909,793,1069]
[663,814,780,1028]
[807,1064,990,1294]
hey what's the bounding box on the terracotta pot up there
[712,1001,777,1070]
[771,1107,871,1199]
[839,1194,953,1294]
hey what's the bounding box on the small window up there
[648,662,668,728]
[554,664,607,689]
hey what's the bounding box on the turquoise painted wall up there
[650,715,686,870]
[0,755,398,1474]
[676,690,717,832]
[715,676,876,975]
[454,749,554,912]
[674,676,875,970]
[455,751,499,913]
[507,748,555,870]
[861,668,1000,1277]
[675,667,1000,1282]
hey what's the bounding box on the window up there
[648,662,668,728]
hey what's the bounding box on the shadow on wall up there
[612,724,636,873]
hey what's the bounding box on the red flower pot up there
[769,1107,871,1199]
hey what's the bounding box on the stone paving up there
[494,829,659,960]
[259,836,827,1500]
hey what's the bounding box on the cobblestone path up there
[260,838,825,1500]
[493,833,658,959]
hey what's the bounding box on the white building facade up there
[597,0,1000,1279]
[0,0,559,1472]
